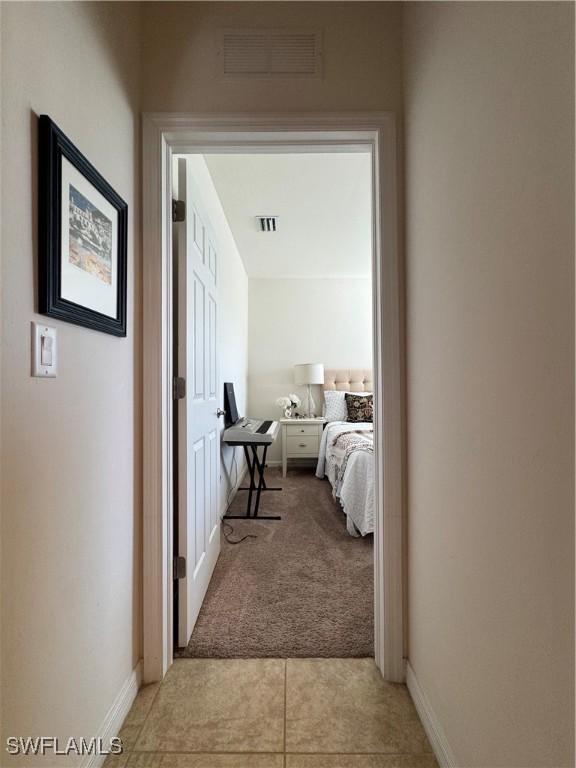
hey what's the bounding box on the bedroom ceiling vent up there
[220,29,322,79]
[257,216,279,232]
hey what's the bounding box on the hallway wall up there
[1,2,142,762]
[403,3,574,766]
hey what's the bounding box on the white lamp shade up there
[294,363,324,385]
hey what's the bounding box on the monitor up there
[223,382,239,427]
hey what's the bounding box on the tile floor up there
[105,659,438,768]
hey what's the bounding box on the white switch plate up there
[32,321,57,378]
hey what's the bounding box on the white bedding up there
[315,421,374,536]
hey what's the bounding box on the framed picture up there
[38,115,127,336]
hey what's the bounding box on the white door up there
[174,157,221,648]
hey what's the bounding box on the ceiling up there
[203,152,372,278]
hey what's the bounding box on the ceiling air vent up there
[220,29,322,79]
[257,216,279,233]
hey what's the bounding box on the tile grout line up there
[283,658,288,755]
[123,678,165,759]
[128,751,291,756]
[285,752,435,757]
[126,751,431,756]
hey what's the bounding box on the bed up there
[315,369,374,536]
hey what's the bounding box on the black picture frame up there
[38,115,128,336]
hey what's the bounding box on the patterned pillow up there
[345,393,373,423]
[324,390,370,422]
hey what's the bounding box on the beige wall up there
[1,2,141,763]
[403,3,574,766]
[248,278,373,463]
[141,1,403,113]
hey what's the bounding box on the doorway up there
[142,113,404,683]
[173,151,375,659]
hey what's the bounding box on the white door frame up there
[142,112,405,683]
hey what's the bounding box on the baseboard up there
[406,662,457,768]
[80,660,142,768]
[225,457,316,472]
[267,459,317,468]
[220,461,248,518]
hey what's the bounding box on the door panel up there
[208,295,217,399]
[175,157,221,648]
[192,274,205,399]
[192,206,205,259]
[208,240,217,284]
[191,437,205,570]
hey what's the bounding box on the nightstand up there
[280,417,326,477]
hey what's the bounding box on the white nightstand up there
[280,417,326,477]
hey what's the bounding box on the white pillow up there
[323,390,371,422]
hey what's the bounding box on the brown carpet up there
[175,467,374,659]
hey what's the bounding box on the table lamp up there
[294,363,324,417]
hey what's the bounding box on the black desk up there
[223,441,282,520]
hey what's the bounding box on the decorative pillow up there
[323,391,372,422]
[345,393,373,423]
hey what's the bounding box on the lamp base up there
[307,384,316,418]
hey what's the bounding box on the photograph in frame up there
[38,115,127,336]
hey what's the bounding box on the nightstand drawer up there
[287,435,319,455]
[286,424,320,437]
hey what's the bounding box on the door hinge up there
[173,376,186,400]
[173,556,186,580]
[172,199,186,223]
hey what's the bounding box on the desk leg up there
[252,445,267,516]
[281,425,287,478]
[252,445,281,520]
[244,444,255,517]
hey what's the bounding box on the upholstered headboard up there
[323,368,373,392]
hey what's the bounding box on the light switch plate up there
[32,321,57,377]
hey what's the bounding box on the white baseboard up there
[220,461,248,517]
[224,457,317,473]
[81,660,142,768]
[267,458,317,468]
[406,662,457,768]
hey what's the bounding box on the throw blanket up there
[330,429,373,499]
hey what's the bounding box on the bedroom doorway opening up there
[172,151,376,660]
[142,114,404,684]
